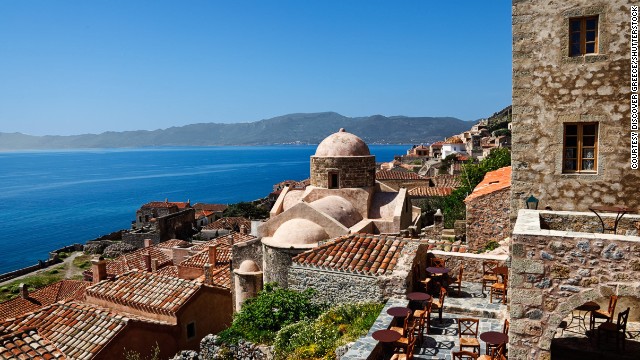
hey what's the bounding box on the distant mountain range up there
[0,112,473,150]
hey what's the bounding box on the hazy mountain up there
[0,112,472,150]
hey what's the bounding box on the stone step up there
[442,229,455,236]
[441,234,456,241]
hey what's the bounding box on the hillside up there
[0,112,472,150]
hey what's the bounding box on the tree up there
[222,201,269,219]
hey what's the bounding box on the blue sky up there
[0,1,512,136]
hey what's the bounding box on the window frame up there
[569,16,599,57]
[328,171,340,189]
[562,122,598,174]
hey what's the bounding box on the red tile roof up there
[179,245,232,269]
[190,232,256,252]
[206,267,232,290]
[431,175,462,188]
[141,201,179,209]
[376,170,425,180]
[0,328,66,359]
[0,280,89,321]
[203,217,251,231]
[465,166,512,203]
[292,234,406,276]
[192,203,227,212]
[408,187,453,197]
[196,210,215,219]
[0,302,130,360]
[106,247,173,277]
[86,271,200,316]
[156,266,179,277]
[156,239,190,249]
[444,136,464,144]
[430,141,444,148]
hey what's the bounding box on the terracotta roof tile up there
[430,175,462,188]
[86,271,200,316]
[0,302,130,360]
[408,187,453,197]
[156,266,178,278]
[202,217,251,231]
[190,232,256,251]
[444,136,464,144]
[430,141,444,148]
[141,201,178,209]
[155,239,190,249]
[465,166,511,203]
[292,234,406,276]
[106,247,173,277]
[207,267,231,290]
[0,328,66,359]
[179,245,232,269]
[192,203,227,212]
[376,170,425,180]
[0,281,89,321]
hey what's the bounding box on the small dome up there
[315,129,370,157]
[238,260,260,273]
[271,219,328,246]
[310,196,362,228]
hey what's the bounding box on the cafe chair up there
[490,267,508,304]
[393,322,417,355]
[481,260,499,295]
[478,342,505,360]
[391,334,416,360]
[597,307,630,351]
[458,318,481,354]
[411,298,432,342]
[590,295,618,330]
[487,319,509,356]
[430,257,446,268]
[420,277,432,292]
[452,350,479,359]
[449,264,464,296]
[391,312,410,337]
[431,287,447,321]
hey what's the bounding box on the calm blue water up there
[0,145,407,273]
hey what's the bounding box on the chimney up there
[227,234,234,245]
[204,264,212,285]
[240,225,247,235]
[91,257,107,283]
[144,239,153,248]
[151,259,159,273]
[143,252,152,272]
[208,245,218,266]
[19,283,28,299]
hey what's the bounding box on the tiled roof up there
[408,187,453,197]
[292,234,406,276]
[86,271,200,316]
[203,217,251,231]
[196,210,215,218]
[156,239,190,249]
[430,141,444,148]
[192,203,227,212]
[179,245,232,269]
[190,232,256,251]
[0,280,89,321]
[106,247,173,277]
[376,170,424,180]
[444,136,464,144]
[431,175,462,188]
[455,154,469,161]
[465,166,511,203]
[208,267,232,289]
[0,328,66,359]
[156,265,179,277]
[0,302,129,360]
[141,201,178,209]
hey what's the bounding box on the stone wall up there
[539,210,640,236]
[122,231,161,248]
[231,238,264,312]
[288,267,381,304]
[158,208,196,242]
[466,187,511,251]
[511,0,640,222]
[262,244,305,288]
[310,156,376,188]
[199,335,272,360]
[508,210,640,360]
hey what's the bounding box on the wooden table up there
[589,205,632,234]
[387,307,411,318]
[407,292,431,302]
[426,267,450,274]
[480,331,508,354]
[372,329,402,343]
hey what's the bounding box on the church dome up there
[309,196,363,228]
[315,129,370,157]
[269,219,328,247]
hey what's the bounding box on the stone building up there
[464,166,511,251]
[231,129,421,309]
[509,1,640,359]
[511,0,639,217]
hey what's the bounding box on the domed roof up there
[238,260,260,273]
[270,219,328,246]
[310,196,363,228]
[315,129,370,157]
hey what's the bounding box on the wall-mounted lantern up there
[525,195,539,210]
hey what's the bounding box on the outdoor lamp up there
[525,195,539,210]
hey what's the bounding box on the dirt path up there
[0,252,85,287]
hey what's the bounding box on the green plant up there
[57,252,70,259]
[0,267,65,302]
[483,240,501,252]
[123,342,160,360]
[72,254,92,270]
[223,201,269,219]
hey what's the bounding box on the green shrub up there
[483,240,500,252]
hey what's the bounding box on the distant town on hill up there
[0,112,475,150]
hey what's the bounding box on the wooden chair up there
[431,287,447,321]
[490,267,508,304]
[391,334,416,360]
[598,307,630,351]
[590,295,618,330]
[393,321,417,355]
[452,350,479,359]
[449,264,464,295]
[391,312,410,337]
[481,260,499,294]
[487,319,509,355]
[458,318,481,354]
[430,257,446,268]
[478,343,505,360]
[411,298,432,342]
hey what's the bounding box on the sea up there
[0,145,408,274]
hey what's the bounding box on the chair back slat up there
[608,295,619,315]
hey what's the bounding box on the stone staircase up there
[441,228,456,242]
